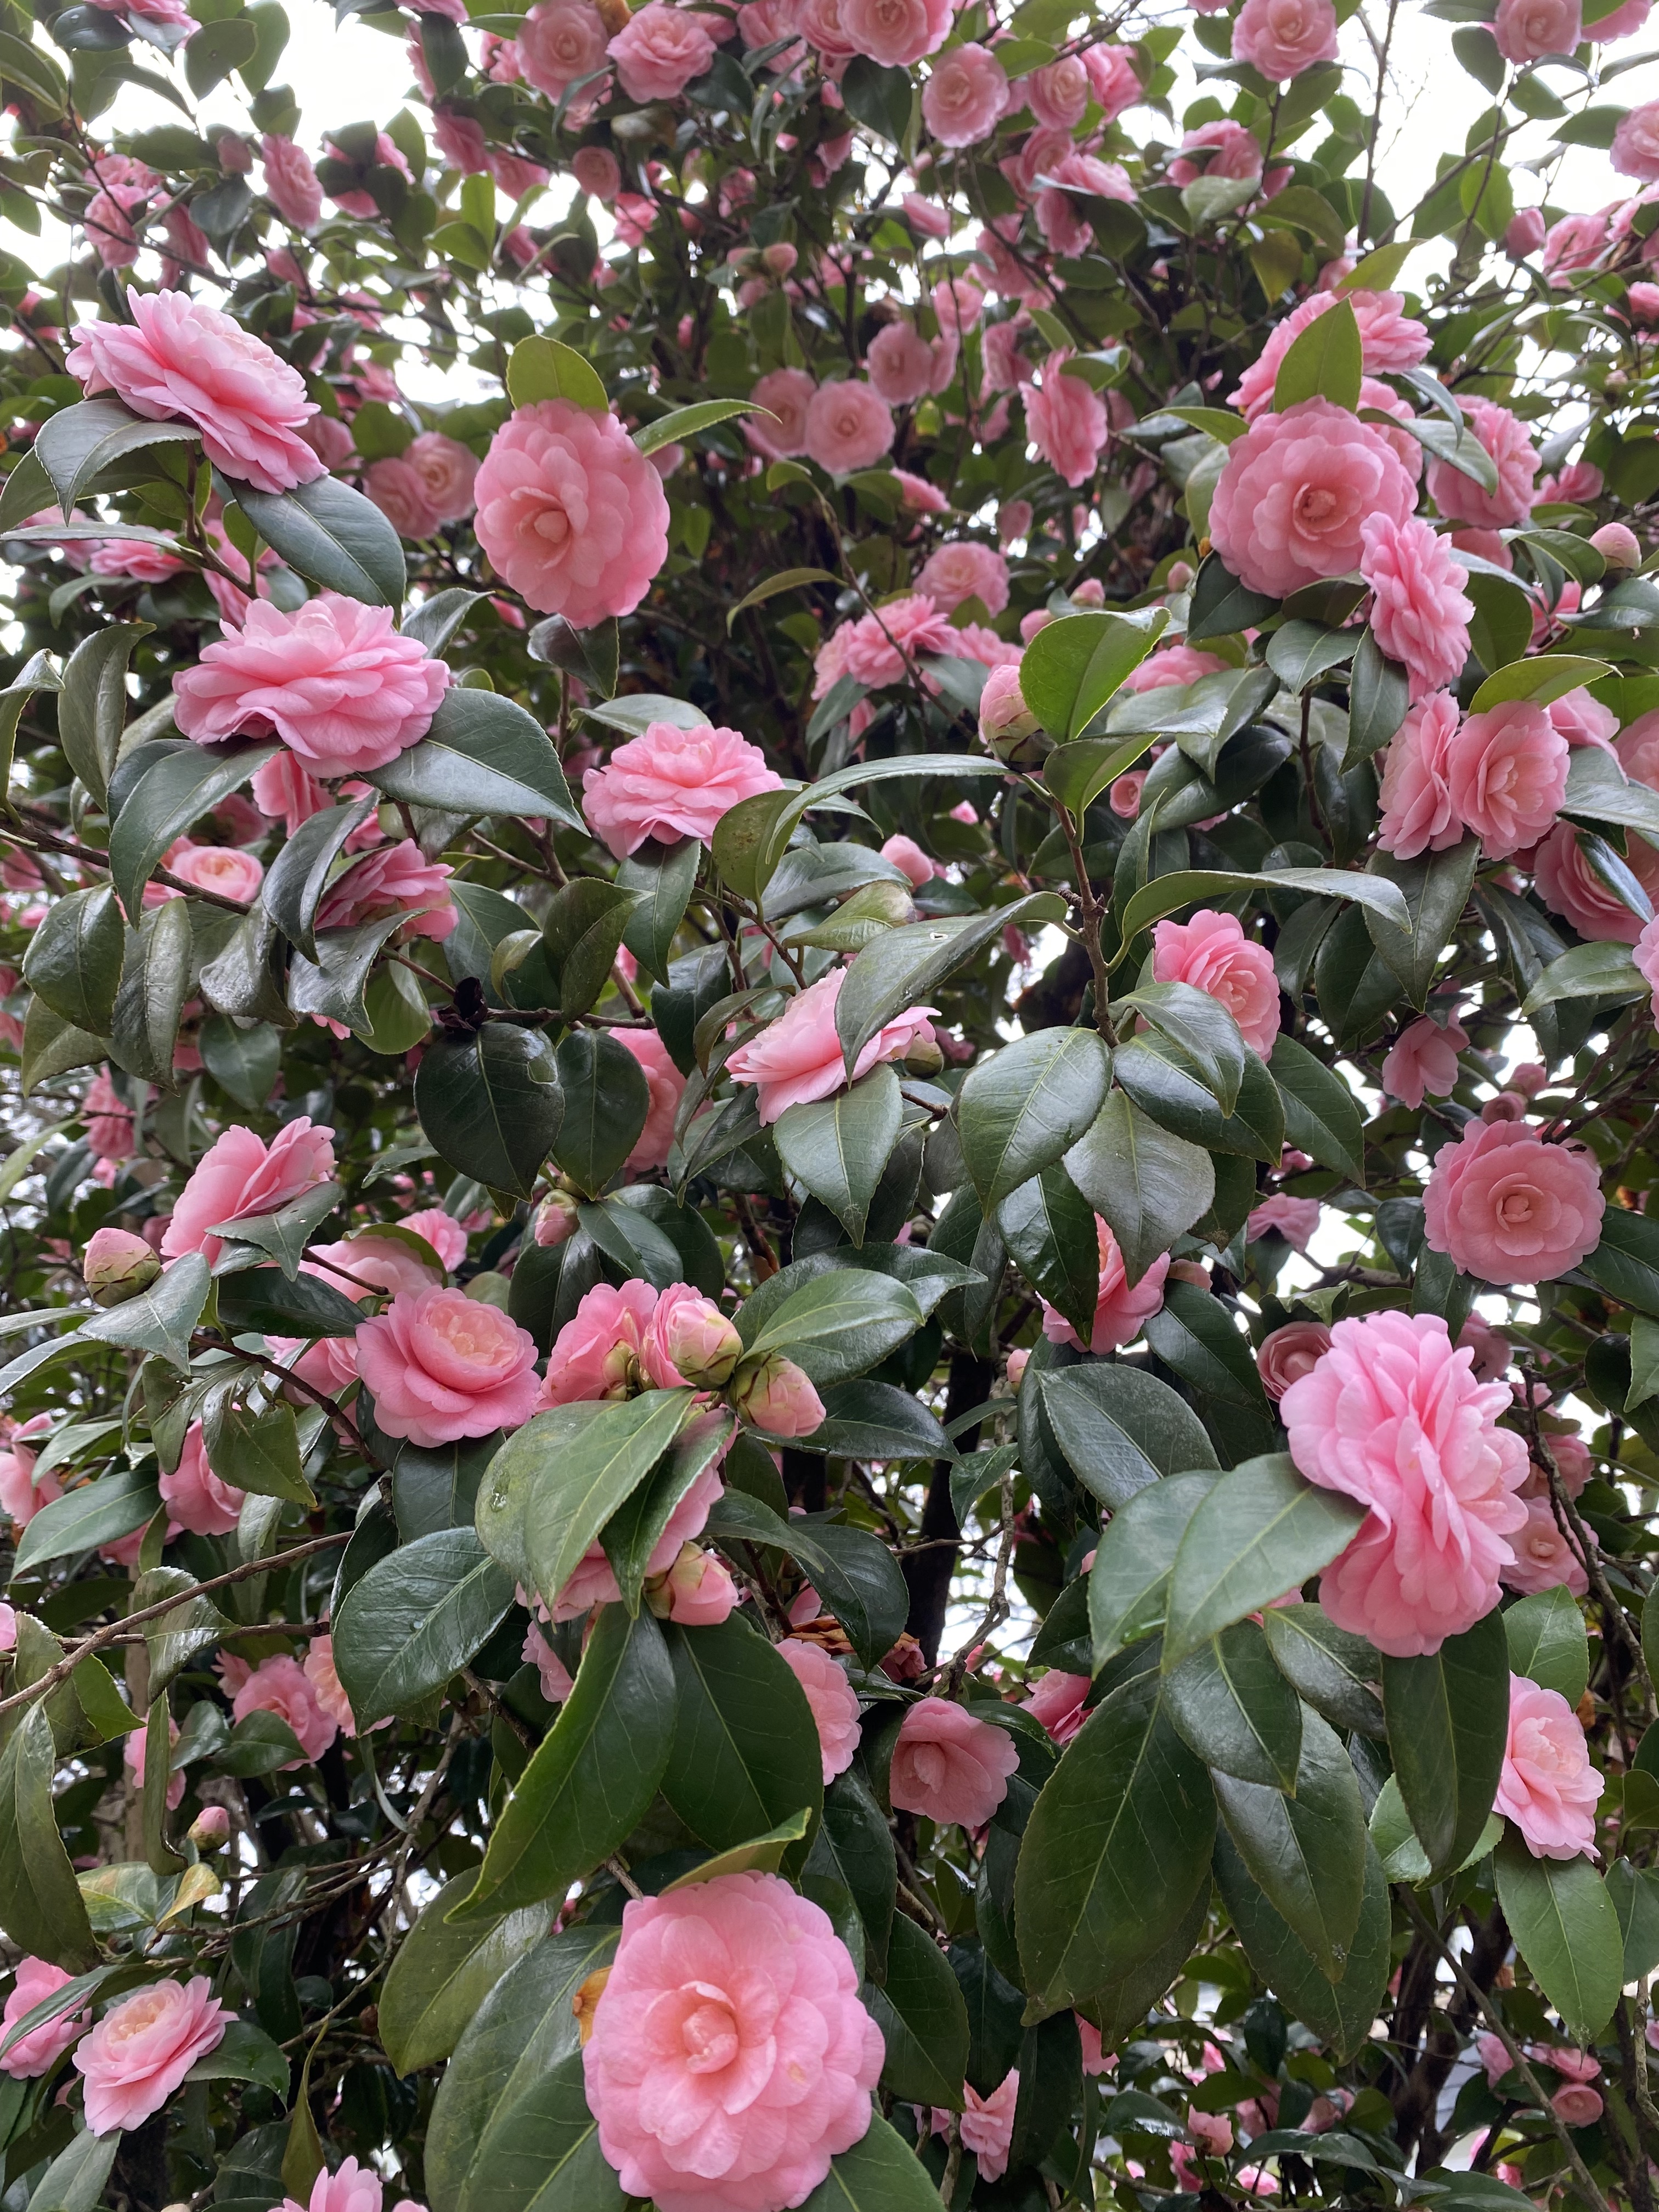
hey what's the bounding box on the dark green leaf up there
[203,1397,314,1506]
[1041,1363,1217,1512]
[742,1269,924,1386]
[379,1870,549,2075]
[228,471,405,606]
[1504,1585,1589,1705]
[1344,628,1411,769]
[1117,981,1244,1114]
[108,740,278,923]
[1064,1091,1215,1283]
[262,797,377,962]
[551,1029,648,1199]
[416,1024,563,1201]
[80,1248,209,1372]
[332,1530,515,1728]
[1382,1609,1510,1880]
[796,2115,943,2212]
[960,1028,1111,1211]
[374,687,582,828]
[498,1390,691,1612]
[1495,1837,1623,2044]
[541,879,641,1020]
[599,1408,733,1613]
[1163,1454,1365,1668]
[1364,840,1480,1008]
[1143,1281,1278,1463]
[1260,1605,1384,1737]
[775,1065,903,1246]
[24,885,123,1036]
[0,1707,98,1968]
[58,623,148,809]
[662,1614,824,1855]
[1112,1035,1284,1163]
[1213,1828,1390,2062]
[1165,1620,1302,1788]
[1022,610,1165,741]
[996,1163,1102,1344]
[865,1911,969,2107]
[617,837,699,984]
[1269,1032,1366,1184]
[216,1265,363,1338]
[1213,1707,1367,1974]
[1090,1472,1217,1664]
[833,895,1065,1075]
[36,397,195,512]
[109,898,192,1087]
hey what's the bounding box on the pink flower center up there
[533,499,572,546]
[1295,484,1340,529]
[681,1990,741,2074]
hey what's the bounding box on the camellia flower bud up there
[978,661,1048,766]
[904,1034,945,1075]
[189,1804,232,1849]
[1505,207,1547,258]
[645,1284,743,1389]
[83,1226,162,1306]
[729,1352,825,1437]
[1591,521,1642,573]
[533,1188,582,1248]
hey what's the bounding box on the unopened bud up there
[644,1283,743,1389]
[83,1227,162,1306]
[533,1189,582,1249]
[1070,578,1104,608]
[978,662,1048,767]
[729,1352,825,1438]
[189,1804,232,1850]
[1591,521,1642,574]
[1005,1347,1029,1390]
[1505,207,1546,259]
[762,241,797,276]
[904,1035,945,1075]
[1165,559,1194,590]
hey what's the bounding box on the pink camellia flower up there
[726,969,935,1122]
[890,1697,1020,1826]
[358,1288,539,1446]
[865,322,936,408]
[922,43,1008,146]
[159,1421,244,1538]
[1506,206,1548,259]
[1280,1311,1529,1656]
[1547,687,1618,752]
[0,1424,58,1536]
[517,0,608,94]
[67,290,324,498]
[315,839,456,941]
[614,1029,686,1172]
[473,400,669,625]
[641,1283,743,1390]
[164,844,264,905]
[1026,355,1109,488]
[558,1462,726,1621]
[823,596,957,691]
[1495,1674,1604,1859]
[84,1074,136,1163]
[840,0,949,64]
[879,833,934,888]
[1613,100,1659,184]
[582,720,782,859]
[74,1979,229,2135]
[1248,1194,1322,1251]
[1476,2029,1513,2090]
[1228,290,1430,420]
[583,1871,883,2212]
[778,1639,862,1781]
[261,134,323,227]
[1423,1118,1604,1284]
[1595,0,1651,33]
[1384,1012,1469,1109]
[1170,119,1265,188]
[1041,1218,1169,1353]
[1444,700,1568,860]
[1555,2083,1605,2128]
[1121,645,1230,695]
[572,144,622,199]
[541,1279,659,1406]
[1210,399,1417,599]
[730,1353,826,1438]
[1231,0,1339,80]
[1025,1668,1088,1746]
[1494,0,1582,63]
[915,540,1009,615]
[302,1635,357,1737]
[1152,908,1281,1057]
[364,455,441,540]
[744,367,816,460]
[396,1208,467,1272]
[83,154,160,270]
[124,1714,184,1811]
[1636,911,1659,1032]
[1359,516,1474,701]
[1503,1497,1590,1596]
[162,1117,336,1266]
[1591,521,1643,571]
[1378,692,1463,859]
[174,594,449,780]
[1024,51,1089,127]
[803,380,894,473]
[609,3,714,99]
[523,1623,575,1703]
[306,1229,442,1304]
[269,2157,398,2212]
[221,1650,339,1763]
[1427,398,1539,530]
[978,659,1040,758]
[1532,819,1644,944]
[1190,2109,1235,2157]
[931,2070,1019,2181]
[1082,40,1139,118]
[1257,1321,1333,1402]
[1,1957,88,2080]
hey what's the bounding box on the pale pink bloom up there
[313,840,456,944]
[364,455,441,540]
[1248,1194,1321,1251]
[1189,2108,1234,2157]
[125,1714,184,1812]
[1360,516,1473,702]
[250,750,329,837]
[1121,645,1229,696]
[584,1871,882,2212]
[730,1353,825,1437]
[1152,907,1280,1057]
[518,0,608,93]
[1554,2083,1605,2126]
[74,1980,229,2135]
[1281,1311,1529,1657]
[1532,819,1643,943]
[1444,700,1568,860]
[306,1231,442,1303]
[890,1697,1019,1826]
[302,1635,357,1736]
[641,1285,742,1390]
[1494,0,1582,63]
[1024,1668,1088,1746]
[573,144,622,200]
[1423,1119,1602,1285]
[522,1623,575,1702]
[0,1430,58,1534]
[1232,0,1339,78]
[1170,120,1264,188]
[1378,692,1463,859]
[1496,1674,1603,1858]
[866,321,937,408]
[609,3,714,98]
[572,1465,725,1620]
[1503,1498,1590,1596]
[915,540,1009,616]
[1476,2030,1513,2090]
[827,595,955,691]
[1020,50,1085,126]
[662,1543,741,1624]
[613,1028,686,1172]
[174,594,448,781]
[1457,1318,1512,1386]
[1210,399,1415,599]
[1026,354,1108,489]
[162,1118,335,1266]
[892,467,951,515]
[932,277,985,336]
[803,381,894,474]
[1077,2019,1110,2076]
[299,415,358,475]
[839,0,947,61]
[1506,207,1548,259]
[1256,1321,1332,1402]
[1546,690,1619,758]
[159,1421,243,1538]
[778,1641,861,1781]
[921,41,1007,145]
[543,1281,658,1407]
[1427,398,1539,530]
[163,844,264,906]
[879,833,934,888]
[358,1289,538,1447]
[1384,1013,1469,1110]
[432,104,488,172]
[1594,0,1650,31]
[83,1071,136,1163]
[1591,521,1643,571]
[475,401,668,626]
[583,720,782,859]
[932,2071,1019,2181]
[1614,100,1659,184]
[67,290,323,498]
[726,969,934,1122]
[901,191,950,236]
[83,154,160,271]
[223,1651,338,1763]
[1621,711,1659,793]
[743,367,816,461]
[1228,290,1430,421]
[1,1958,88,2080]
[977,661,1038,756]
[1005,1347,1030,1391]
[1040,1217,1169,1354]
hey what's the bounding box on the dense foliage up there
[5,0,1659,2209]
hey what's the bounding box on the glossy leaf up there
[415,1024,563,1200]
[774,1064,903,1246]
[24,884,123,1036]
[866,1910,970,2107]
[662,1614,824,1854]
[552,1028,650,1198]
[1382,1610,1510,1880]
[1089,1471,1216,1665]
[959,1027,1111,1211]
[1163,1454,1366,1669]
[1214,1829,1391,2063]
[1064,1089,1214,1284]
[229,471,407,607]
[1022,608,1166,741]
[1041,1363,1217,1511]
[379,1870,549,2075]
[0,1707,98,1968]
[1213,1707,1367,1975]
[833,894,1065,1074]
[371,687,582,828]
[1495,1838,1623,2045]
[1164,1620,1302,1788]
[332,1529,515,1728]
[1504,1584,1589,1705]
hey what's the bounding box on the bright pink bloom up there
[614,1028,687,1171]
[1040,1217,1169,1353]
[1555,2084,1605,2126]
[1026,356,1108,488]
[933,2072,1019,2181]
[1444,700,1568,860]
[162,1117,335,1265]
[1281,1311,1529,1657]
[915,540,1009,615]
[1152,907,1281,1057]
[159,1421,242,1538]
[1496,1674,1604,1859]
[165,844,264,905]
[74,1980,229,2135]
[1024,50,1088,126]
[222,1651,338,1762]
[1378,692,1463,858]
[67,290,324,498]
[1248,1194,1321,1251]
[306,1230,443,1304]
[822,595,956,691]
[1210,399,1416,599]
[1170,120,1265,188]
[1228,290,1430,421]
[1024,1668,1088,1746]
[1636,912,1659,1030]
[1082,42,1140,119]
[778,1639,862,1781]
[730,1353,826,1437]
[1503,1498,1590,1596]
[1231,0,1339,79]
[839,0,949,64]
[541,1280,658,1406]
[522,1623,575,1702]
[550,1462,724,1620]
[1,1957,87,2080]
[890,1697,1019,1826]
[1506,207,1548,258]
[1427,398,1539,529]
[609,3,715,99]
[922,43,1007,145]
[124,1714,183,1812]
[583,720,782,859]
[174,594,448,781]
[1423,1119,1603,1284]
[726,969,934,1122]
[1548,687,1619,752]
[1494,0,1582,63]
[1614,100,1659,184]
[261,136,322,227]
[518,0,608,93]
[357,1286,540,1446]
[1121,645,1229,695]
[83,155,160,271]
[584,1871,882,2212]
[744,367,815,460]
[83,1071,136,1163]
[641,1284,742,1390]
[403,434,476,531]
[879,833,935,887]
[314,840,455,941]
[1384,1013,1469,1109]
[0,1427,57,1534]
[803,381,894,473]
[1190,2109,1235,2157]
[474,401,669,625]
[1256,1321,1333,1402]
[1532,820,1643,943]
[1360,516,1473,701]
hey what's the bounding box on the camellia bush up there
[8,0,1659,2206]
